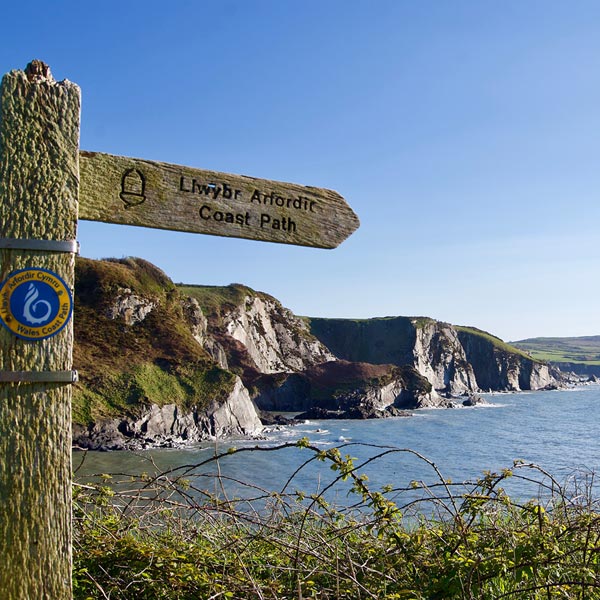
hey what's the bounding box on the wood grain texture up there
[0,63,79,600]
[79,151,360,249]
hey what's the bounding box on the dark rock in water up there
[295,407,345,420]
[73,421,127,452]
[588,375,600,383]
[259,412,298,426]
[344,405,385,419]
[295,404,411,421]
[462,394,487,407]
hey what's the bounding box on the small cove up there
[74,386,600,507]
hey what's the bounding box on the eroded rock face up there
[252,373,312,412]
[307,316,478,395]
[106,288,156,325]
[180,297,229,368]
[413,321,478,394]
[308,317,559,393]
[222,295,335,374]
[73,376,263,451]
[523,362,555,390]
[180,296,208,345]
[457,330,556,392]
[199,377,263,438]
[73,257,564,451]
[323,377,440,412]
[203,338,230,370]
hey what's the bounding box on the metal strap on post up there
[0,237,80,254]
[0,370,78,383]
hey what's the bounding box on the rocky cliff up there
[73,258,264,450]
[73,377,263,451]
[226,295,335,374]
[73,257,559,449]
[456,327,555,391]
[253,360,439,417]
[73,258,435,449]
[308,317,557,393]
[179,285,438,412]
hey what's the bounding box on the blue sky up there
[1,1,599,341]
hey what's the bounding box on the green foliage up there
[73,364,180,421]
[73,363,236,423]
[411,316,435,329]
[77,257,176,302]
[178,283,252,314]
[71,386,107,425]
[73,444,600,599]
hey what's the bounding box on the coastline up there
[72,382,599,452]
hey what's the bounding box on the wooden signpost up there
[79,151,359,249]
[0,61,359,599]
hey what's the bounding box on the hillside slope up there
[178,284,438,412]
[512,336,600,377]
[73,258,263,449]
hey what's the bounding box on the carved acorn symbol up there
[120,169,146,208]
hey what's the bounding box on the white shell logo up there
[0,268,73,340]
[23,283,53,325]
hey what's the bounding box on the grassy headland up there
[73,258,236,427]
[178,283,258,323]
[456,326,533,361]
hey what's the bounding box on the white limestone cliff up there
[412,320,478,393]
[221,294,335,373]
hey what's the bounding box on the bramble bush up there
[73,442,600,599]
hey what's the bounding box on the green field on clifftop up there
[511,335,600,365]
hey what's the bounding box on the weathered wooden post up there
[0,61,79,599]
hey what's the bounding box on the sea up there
[74,385,600,511]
